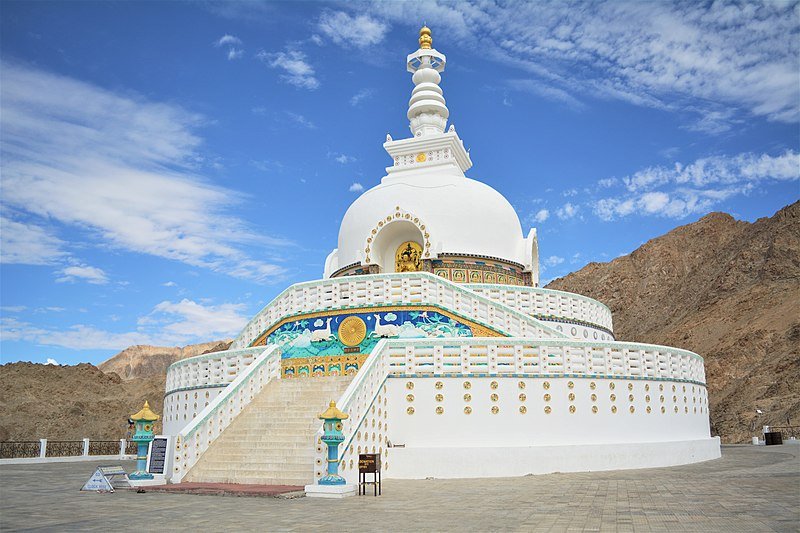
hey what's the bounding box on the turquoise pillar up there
[318,401,348,485]
[129,401,159,480]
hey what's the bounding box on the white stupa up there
[159,27,720,490]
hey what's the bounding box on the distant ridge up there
[98,340,231,380]
[547,202,800,443]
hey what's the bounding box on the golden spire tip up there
[419,25,432,49]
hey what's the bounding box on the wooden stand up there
[358,453,381,496]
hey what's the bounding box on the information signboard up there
[81,466,130,492]
[147,438,168,474]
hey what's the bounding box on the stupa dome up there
[330,167,531,274]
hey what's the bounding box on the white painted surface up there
[385,377,711,449]
[387,438,721,479]
[304,484,357,498]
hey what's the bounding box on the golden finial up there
[419,25,432,49]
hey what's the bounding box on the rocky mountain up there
[0,362,164,441]
[0,341,229,441]
[547,201,799,443]
[97,340,231,380]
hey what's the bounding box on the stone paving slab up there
[0,445,798,532]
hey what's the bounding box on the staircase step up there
[185,375,352,484]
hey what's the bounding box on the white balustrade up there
[310,336,705,483]
[171,345,281,483]
[466,284,613,332]
[165,347,267,394]
[230,272,567,351]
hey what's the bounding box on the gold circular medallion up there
[435,406,444,415]
[435,394,443,402]
[490,393,499,402]
[519,405,527,414]
[491,406,500,414]
[463,393,472,402]
[519,393,527,402]
[490,381,498,389]
[338,316,367,346]
[464,406,472,414]
[416,152,427,163]
[407,407,415,415]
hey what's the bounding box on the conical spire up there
[406,26,448,137]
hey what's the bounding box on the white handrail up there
[171,345,281,482]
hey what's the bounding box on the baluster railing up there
[171,345,281,483]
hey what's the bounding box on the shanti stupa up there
[160,27,720,491]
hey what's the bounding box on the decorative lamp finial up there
[419,25,432,49]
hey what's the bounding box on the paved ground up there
[0,445,797,532]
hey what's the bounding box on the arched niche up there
[368,219,425,273]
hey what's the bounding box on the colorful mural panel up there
[269,309,474,361]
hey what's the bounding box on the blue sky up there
[1,1,798,365]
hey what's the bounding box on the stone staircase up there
[184,375,352,486]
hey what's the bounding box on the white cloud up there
[544,255,565,267]
[562,188,578,197]
[2,298,247,350]
[0,216,67,265]
[140,298,247,339]
[163,281,177,287]
[350,88,375,106]
[556,202,579,220]
[623,150,800,193]
[317,11,388,48]
[533,209,549,223]
[598,178,618,188]
[349,182,364,193]
[285,111,316,129]
[45,358,59,365]
[332,153,356,164]
[1,306,27,313]
[214,34,244,61]
[507,79,584,109]
[56,264,109,285]
[215,34,242,47]
[257,49,319,89]
[367,2,800,126]
[0,63,288,283]
[594,150,800,220]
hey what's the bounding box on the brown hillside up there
[547,201,800,443]
[98,340,231,380]
[0,340,229,441]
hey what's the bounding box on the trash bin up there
[765,432,783,445]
